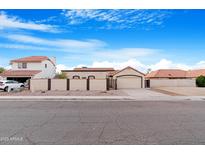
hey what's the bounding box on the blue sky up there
[0,9,205,72]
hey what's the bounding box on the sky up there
[0,9,205,73]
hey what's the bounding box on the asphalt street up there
[0,99,205,144]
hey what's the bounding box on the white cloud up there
[5,34,106,51]
[195,61,205,69]
[63,47,158,62]
[2,34,159,60]
[95,48,157,60]
[5,65,11,70]
[67,58,205,74]
[91,59,146,71]
[63,10,170,29]
[148,59,191,71]
[0,11,58,32]
[56,64,73,73]
[0,43,60,51]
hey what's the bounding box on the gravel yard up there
[0,89,127,96]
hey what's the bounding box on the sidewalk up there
[0,95,205,101]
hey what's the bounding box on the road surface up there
[0,99,205,144]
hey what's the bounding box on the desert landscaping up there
[0,89,127,96]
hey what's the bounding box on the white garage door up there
[117,76,142,89]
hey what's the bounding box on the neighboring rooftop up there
[186,69,205,78]
[146,69,187,78]
[146,69,205,78]
[10,56,49,63]
[0,70,41,77]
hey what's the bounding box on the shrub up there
[0,67,5,74]
[196,75,205,87]
[55,72,67,79]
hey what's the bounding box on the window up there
[22,63,27,68]
[73,75,80,79]
[18,63,27,69]
[45,64,47,68]
[6,81,13,84]
[18,63,21,69]
[88,75,95,79]
[82,77,86,79]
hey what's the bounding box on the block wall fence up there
[29,78,109,92]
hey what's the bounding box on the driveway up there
[1,99,205,144]
[121,88,170,100]
[154,87,205,96]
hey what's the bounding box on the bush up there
[55,72,67,79]
[196,75,205,87]
[0,67,5,74]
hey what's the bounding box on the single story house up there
[145,69,205,88]
[62,66,145,89]
[62,67,115,79]
[0,56,56,83]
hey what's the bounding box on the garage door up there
[117,76,142,89]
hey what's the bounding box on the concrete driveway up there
[121,88,170,100]
[154,87,205,96]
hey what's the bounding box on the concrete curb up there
[130,96,205,101]
[0,96,133,100]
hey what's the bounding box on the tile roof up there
[146,69,187,78]
[62,67,115,72]
[112,66,145,76]
[0,70,41,77]
[186,69,205,78]
[146,69,205,78]
[74,67,115,71]
[11,56,49,63]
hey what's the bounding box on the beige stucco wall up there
[30,79,48,92]
[113,68,144,78]
[150,79,196,88]
[64,71,108,79]
[90,79,107,91]
[70,79,87,90]
[51,79,67,91]
[113,67,145,88]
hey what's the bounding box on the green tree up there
[0,67,5,74]
[196,75,205,87]
[55,72,67,79]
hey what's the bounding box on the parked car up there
[0,80,24,92]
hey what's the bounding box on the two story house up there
[0,56,56,83]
